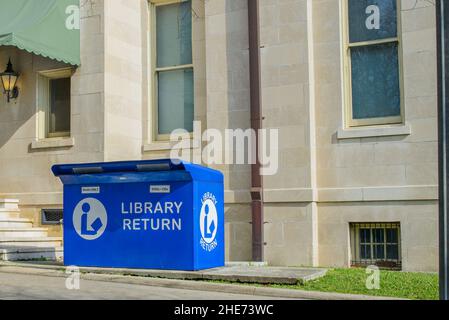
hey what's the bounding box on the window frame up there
[350,222,402,269]
[148,0,194,142]
[342,0,405,128]
[37,68,73,139]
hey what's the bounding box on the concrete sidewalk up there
[0,261,326,285]
[0,262,403,300]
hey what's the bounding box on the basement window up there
[41,209,63,225]
[350,222,401,270]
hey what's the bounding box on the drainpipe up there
[437,0,449,300]
[248,0,264,262]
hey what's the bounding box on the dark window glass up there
[351,42,401,119]
[386,228,398,243]
[49,78,71,134]
[360,228,371,243]
[374,244,385,259]
[361,244,371,259]
[348,0,397,43]
[387,244,399,260]
[373,228,384,243]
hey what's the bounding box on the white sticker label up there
[82,186,100,194]
[150,185,171,194]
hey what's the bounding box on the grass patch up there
[270,268,438,300]
[17,257,50,262]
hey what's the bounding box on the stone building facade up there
[0,0,438,271]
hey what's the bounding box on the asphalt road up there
[0,271,288,300]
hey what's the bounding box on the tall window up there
[344,0,403,127]
[37,69,72,139]
[350,222,401,270]
[151,0,194,139]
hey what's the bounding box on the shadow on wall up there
[224,0,253,262]
[0,46,32,151]
[0,46,73,198]
[0,47,71,151]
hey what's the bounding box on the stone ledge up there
[143,138,200,152]
[224,190,252,204]
[0,192,62,206]
[362,185,438,201]
[337,123,411,140]
[0,199,19,210]
[318,186,438,202]
[264,188,316,203]
[2,186,438,207]
[30,137,75,150]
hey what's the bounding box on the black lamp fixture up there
[0,58,19,103]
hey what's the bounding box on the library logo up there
[199,193,218,252]
[73,198,107,240]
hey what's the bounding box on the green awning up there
[0,0,80,66]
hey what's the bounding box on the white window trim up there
[36,68,74,142]
[337,122,411,139]
[31,136,75,150]
[342,0,405,129]
[147,0,194,144]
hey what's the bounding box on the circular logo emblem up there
[199,193,218,252]
[73,198,107,240]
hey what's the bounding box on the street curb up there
[0,261,326,285]
[0,262,405,300]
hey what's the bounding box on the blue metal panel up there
[192,180,225,270]
[53,159,224,271]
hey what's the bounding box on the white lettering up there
[133,219,141,231]
[123,219,131,230]
[121,202,184,214]
[65,5,80,30]
[202,129,223,165]
[151,219,159,231]
[366,265,381,290]
[169,121,280,176]
[366,5,380,30]
[161,219,170,230]
[173,219,182,231]
[145,202,153,214]
[142,219,150,229]
[121,203,129,214]
[165,202,174,214]
[154,202,163,214]
[122,218,182,232]
[65,266,80,290]
[174,202,183,214]
[135,203,143,214]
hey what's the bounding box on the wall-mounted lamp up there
[0,59,19,103]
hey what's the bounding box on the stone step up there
[0,219,33,229]
[0,212,21,219]
[0,237,62,248]
[0,228,49,239]
[0,199,19,211]
[0,246,63,261]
